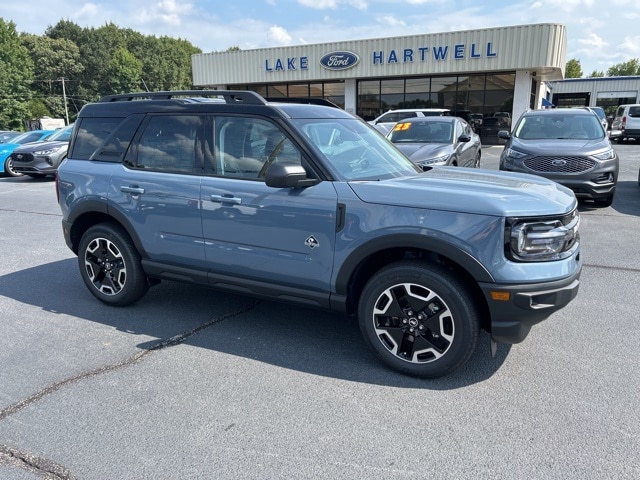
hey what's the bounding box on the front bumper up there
[11,154,58,175]
[479,267,581,344]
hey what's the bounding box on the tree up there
[588,70,605,78]
[0,19,34,130]
[107,47,143,93]
[606,59,640,76]
[565,59,582,78]
[20,34,83,119]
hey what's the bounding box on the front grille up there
[523,156,596,173]
[11,153,35,163]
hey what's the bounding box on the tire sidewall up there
[358,261,479,378]
[78,223,148,306]
[3,157,22,177]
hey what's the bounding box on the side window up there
[133,115,202,173]
[70,118,124,160]
[215,117,302,179]
[628,106,640,117]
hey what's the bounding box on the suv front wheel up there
[78,223,149,306]
[358,261,480,378]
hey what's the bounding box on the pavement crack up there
[582,262,640,273]
[0,300,260,422]
[0,444,75,479]
[0,300,260,478]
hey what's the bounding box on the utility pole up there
[58,77,70,125]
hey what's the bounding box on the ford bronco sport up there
[56,90,581,378]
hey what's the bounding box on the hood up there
[11,140,68,154]
[395,142,449,160]
[349,167,577,217]
[512,137,611,155]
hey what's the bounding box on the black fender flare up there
[333,233,494,296]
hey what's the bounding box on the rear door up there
[108,114,206,268]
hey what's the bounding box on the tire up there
[3,157,23,177]
[78,223,149,306]
[358,260,480,378]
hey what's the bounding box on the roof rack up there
[98,90,267,105]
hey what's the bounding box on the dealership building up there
[546,76,640,114]
[191,23,567,137]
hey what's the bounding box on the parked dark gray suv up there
[498,108,618,207]
[10,123,73,178]
[56,90,582,378]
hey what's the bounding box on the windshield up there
[514,114,605,140]
[12,131,49,145]
[388,121,453,144]
[48,124,74,142]
[291,118,421,181]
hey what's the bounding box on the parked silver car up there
[387,116,481,169]
[9,123,73,178]
[499,108,618,207]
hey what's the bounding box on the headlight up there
[592,148,616,161]
[35,146,63,155]
[417,154,449,166]
[506,210,579,261]
[504,147,528,159]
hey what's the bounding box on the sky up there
[2,0,639,77]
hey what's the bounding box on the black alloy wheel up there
[358,260,480,378]
[78,223,149,306]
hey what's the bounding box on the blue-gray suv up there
[56,90,582,378]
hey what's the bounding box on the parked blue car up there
[1,129,56,177]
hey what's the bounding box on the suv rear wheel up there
[78,223,149,306]
[358,261,480,378]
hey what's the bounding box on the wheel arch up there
[67,201,147,258]
[334,234,494,330]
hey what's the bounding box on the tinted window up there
[628,106,640,117]
[135,115,202,173]
[72,118,125,160]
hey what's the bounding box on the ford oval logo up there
[319,51,359,70]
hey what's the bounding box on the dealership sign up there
[319,51,360,70]
[264,43,496,72]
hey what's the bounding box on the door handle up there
[120,185,145,195]
[210,194,241,205]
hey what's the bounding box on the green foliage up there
[20,34,83,119]
[107,47,143,93]
[565,59,582,78]
[606,59,640,76]
[0,18,203,125]
[28,98,51,118]
[588,70,605,78]
[0,18,34,130]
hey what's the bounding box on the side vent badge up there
[305,235,319,249]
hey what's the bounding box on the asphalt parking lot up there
[1,144,639,479]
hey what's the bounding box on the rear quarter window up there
[627,106,640,117]
[70,116,141,161]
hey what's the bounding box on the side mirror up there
[497,130,511,139]
[458,134,471,143]
[265,162,318,188]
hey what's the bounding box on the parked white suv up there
[369,108,451,134]
[610,104,640,143]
